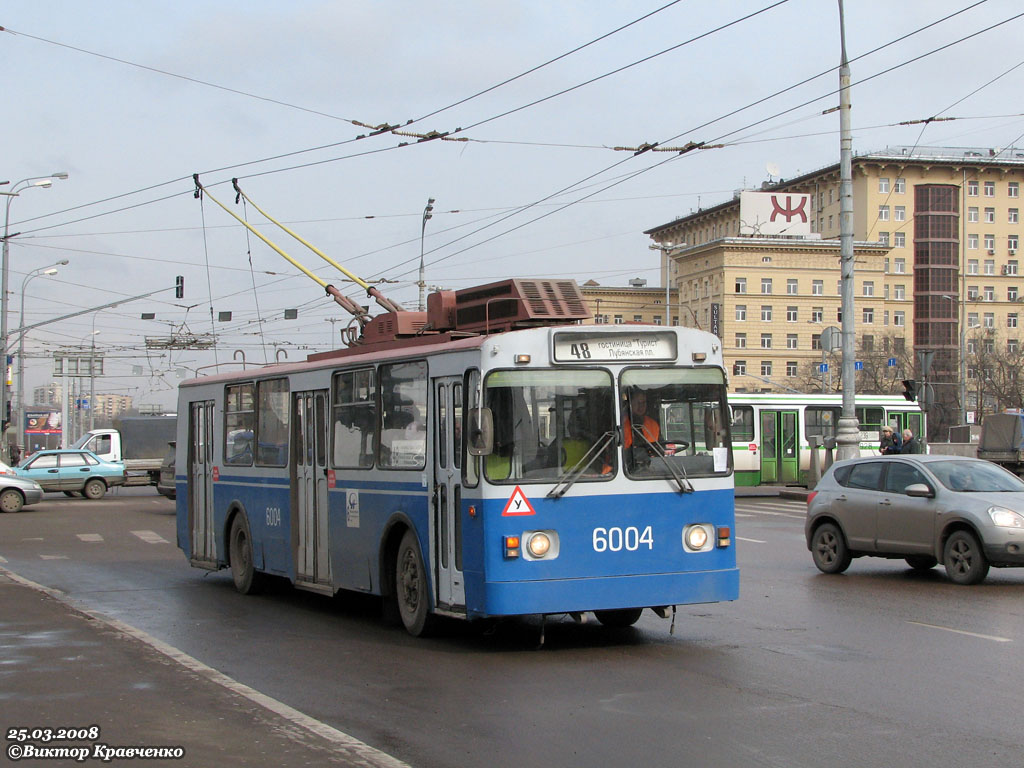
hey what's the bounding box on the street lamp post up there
[1,172,69,462]
[418,197,435,312]
[16,260,68,457]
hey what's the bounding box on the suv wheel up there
[943,530,989,585]
[811,522,852,574]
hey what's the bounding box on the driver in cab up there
[623,389,659,469]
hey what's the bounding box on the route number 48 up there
[569,343,592,359]
[593,526,653,552]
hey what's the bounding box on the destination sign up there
[552,331,677,363]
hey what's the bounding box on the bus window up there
[805,406,840,441]
[856,407,884,432]
[483,369,615,483]
[224,383,255,466]
[256,379,289,466]
[379,361,428,469]
[332,369,376,468]
[730,405,754,442]
[621,368,730,478]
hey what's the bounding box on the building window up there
[985,207,996,223]
[633,314,643,323]
[653,315,662,325]
[968,258,979,275]
[787,334,798,349]
[985,259,995,275]
[811,334,822,350]
[761,334,772,349]
[761,278,772,294]
[734,276,747,293]
[895,177,906,194]
[862,308,874,324]
[1011,208,1020,224]
[734,360,747,376]
[1009,286,1019,301]
[1009,314,1019,329]
[1010,181,1020,198]
[761,305,773,322]
[984,286,995,301]
[968,312,979,328]
[894,258,906,274]
[787,306,798,322]
[985,181,996,197]
[878,205,890,221]
[861,335,874,352]
[968,234,979,250]
[613,314,623,324]
[735,333,747,348]
[786,361,798,377]
[894,311,905,327]
[787,278,798,295]
[1009,339,1019,353]
[761,361,772,377]
[984,312,995,328]
[863,281,874,297]
[894,284,905,300]
[878,177,890,193]
[812,279,823,296]
[968,206,979,222]
[879,231,889,246]
[811,307,823,323]
[1010,236,1019,252]
[736,305,747,321]
[894,206,906,222]
[985,234,996,251]
[968,180,979,196]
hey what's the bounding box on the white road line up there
[736,509,805,520]
[736,513,754,518]
[39,555,69,560]
[77,534,104,543]
[737,536,766,543]
[906,621,1012,643]
[132,530,169,544]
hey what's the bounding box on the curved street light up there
[1,172,69,462]
[16,260,69,457]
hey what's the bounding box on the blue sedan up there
[15,449,127,500]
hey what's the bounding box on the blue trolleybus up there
[175,279,739,636]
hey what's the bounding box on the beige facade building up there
[644,146,1024,436]
[580,278,678,326]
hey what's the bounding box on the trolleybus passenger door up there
[188,400,216,566]
[293,390,331,587]
[759,410,799,485]
[433,377,465,610]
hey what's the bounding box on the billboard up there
[739,191,812,236]
[26,411,62,434]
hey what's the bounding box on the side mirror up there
[467,408,494,456]
[905,483,934,498]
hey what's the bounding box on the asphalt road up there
[1,490,1022,768]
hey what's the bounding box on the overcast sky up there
[2,0,1023,410]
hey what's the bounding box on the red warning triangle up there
[501,485,536,516]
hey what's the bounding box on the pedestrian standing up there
[899,428,924,454]
[880,425,902,454]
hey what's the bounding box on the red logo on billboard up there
[770,195,808,223]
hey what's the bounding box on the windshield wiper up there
[547,430,617,499]
[633,428,694,494]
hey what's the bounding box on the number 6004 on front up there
[593,526,653,552]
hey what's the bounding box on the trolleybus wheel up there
[83,479,106,500]
[0,489,24,513]
[594,608,644,628]
[230,512,265,594]
[396,529,434,637]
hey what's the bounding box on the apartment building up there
[645,146,1024,434]
[580,278,678,326]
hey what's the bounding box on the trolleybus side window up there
[483,369,615,483]
[224,383,255,466]
[256,379,290,467]
[855,406,884,433]
[463,370,480,487]
[332,368,376,468]
[621,368,731,478]
[730,405,754,442]
[805,406,840,441]
[379,360,428,470]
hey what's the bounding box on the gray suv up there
[806,455,1024,584]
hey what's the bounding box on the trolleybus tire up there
[229,512,265,594]
[905,555,938,571]
[396,529,434,637]
[83,479,107,500]
[0,489,24,513]
[594,608,644,627]
[810,522,852,574]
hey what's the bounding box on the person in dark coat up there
[899,428,924,454]
[880,425,902,455]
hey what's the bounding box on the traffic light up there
[902,379,919,402]
[175,275,184,299]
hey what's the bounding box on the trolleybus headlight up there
[522,530,559,561]
[683,524,713,552]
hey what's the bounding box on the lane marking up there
[77,534,104,543]
[0,566,411,768]
[736,513,754,518]
[736,509,805,520]
[40,555,69,560]
[132,530,169,544]
[906,621,1012,643]
[737,536,766,543]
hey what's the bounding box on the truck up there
[977,412,1024,475]
[71,415,177,487]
